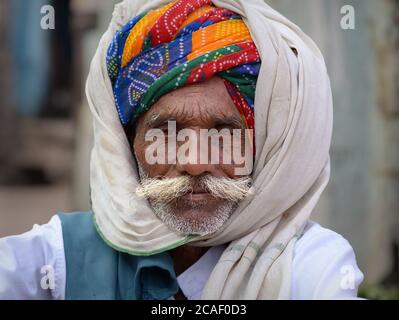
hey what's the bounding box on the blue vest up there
[58,212,179,300]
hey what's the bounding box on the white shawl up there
[86,0,333,299]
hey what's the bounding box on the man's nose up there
[174,129,218,177]
[176,161,216,176]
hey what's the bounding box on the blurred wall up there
[265,0,399,283]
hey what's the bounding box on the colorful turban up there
[106,0,261,130]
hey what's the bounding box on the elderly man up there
[0,0,363,300]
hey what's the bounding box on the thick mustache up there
[136,175,253,204]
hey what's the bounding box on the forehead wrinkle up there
[144,110,162,127]
[150,78,240,126]
[198,102,218,124]
[185,98,219,125]
[168,104,181,117]
[181,97,238,126]
[182,99,196,119]
[167,98,203,124]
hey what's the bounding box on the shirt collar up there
[176,244,226,300]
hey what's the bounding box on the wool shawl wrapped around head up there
[86,0,333,299]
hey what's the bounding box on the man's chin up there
[174,209,219,223]
[151,199,237,236]
[176,196,224,211]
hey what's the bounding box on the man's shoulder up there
[57,211,95,235]
[295,220,353,254]
[291,220,364,299]
[294,220,358,269]
[57,211,112,252]
[57,211,93,223]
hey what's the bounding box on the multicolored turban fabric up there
[106,0,261,130]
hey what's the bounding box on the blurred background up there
[0,0,398,299]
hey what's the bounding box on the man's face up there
[133,77,253,236]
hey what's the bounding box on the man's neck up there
[169,245,209,277]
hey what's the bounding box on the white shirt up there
[0,215,364,300]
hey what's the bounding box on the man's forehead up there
[142,94,244,127]
[163,77,234,101]
[141,80,242,127]
[143,109,245,129]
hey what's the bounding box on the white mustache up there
[136,175,253,204]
